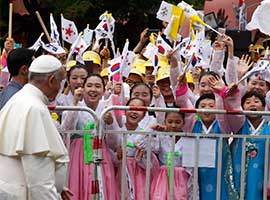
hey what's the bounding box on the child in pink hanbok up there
[150,110,198,200]
[113,97,159,200]
[61,74,119,200]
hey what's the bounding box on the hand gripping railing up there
[48,105,103,200]
[100,105,270,200]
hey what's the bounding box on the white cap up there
[42,43,65,55]
[29,55,62,73]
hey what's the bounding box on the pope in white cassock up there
[0,55,71,199]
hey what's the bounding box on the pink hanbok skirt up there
[116,155,159,200]
[68,138,119,200]
[150,166,190,200]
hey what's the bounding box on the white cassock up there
[0,83,69,200]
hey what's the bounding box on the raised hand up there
[100,47,110,60]
[4,37,15,53]
[166,50,178,69]
[73,87,84,105]
[192,67,203,83]
[152,85,161,98]
[208,75,225,91]
[225,83,238,96]
[237,54,254,79]
[140,28,150,44]
[217,8,229,28]
[222,35,234,58]
[103,112,113,125]
[151,124,167,132]
[177,73,187,87]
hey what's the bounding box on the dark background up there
[0,0,206,50]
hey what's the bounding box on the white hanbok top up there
[154,135,199,200]
[56,90,74,106]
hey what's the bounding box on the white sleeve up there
[61,110,79,130]
[105,119,121,151]
[210,50,225,77]
[151,95,166,124]
[21,155,61,200]
[170,66,180,91]
[225,56,239,85]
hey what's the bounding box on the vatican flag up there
[157,1,186,40]
[177,1,207,27]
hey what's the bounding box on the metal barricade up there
[48,105,103,200]
[100,105,270,200]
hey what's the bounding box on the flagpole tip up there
[126,38,129,42]
[50,13,53,16]
[60,13,63,17]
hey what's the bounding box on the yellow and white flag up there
[157,1,186,40]
[177,1,207,27]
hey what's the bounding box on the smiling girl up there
[61,74,119,200]
[56,64,88,106]
[113,97,159,200]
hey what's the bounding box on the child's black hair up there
[165,105,185,121]
[126,97,146,106]
[241,91,266,108]
[198,71,220,83]
[130,82,153,101]
[67,64,88,80]
[83,73,105,91]
[195,93,215,109]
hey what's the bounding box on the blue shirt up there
[0,81,23,110]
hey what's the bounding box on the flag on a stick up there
[50,13,60,43]
[61,14,78,44]
[157,1,186,40]
[29,33,44,51]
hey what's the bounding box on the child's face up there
[131,85,152,106]
[199,75,214,96]
[198,98,216,124]
[126,99,145,127]
[247,79,268,96]
[84,76,104,103]
[165,112,184,132]
[243,95,264,119]
[157,78,172,98]
[126,74,142,88]
[69,68,88,94]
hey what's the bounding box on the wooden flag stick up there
[35,11,52,43]
[8,3,13,39]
